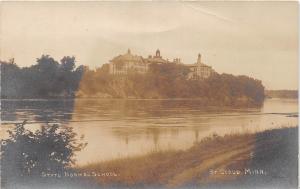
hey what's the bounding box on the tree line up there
[1,55,265,106]
[1,55,84,98]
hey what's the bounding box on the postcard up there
[0,1,298,189]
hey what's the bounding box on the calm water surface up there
[0,98,298,165]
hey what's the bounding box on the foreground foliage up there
[1,121,86,182]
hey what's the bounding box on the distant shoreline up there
[265,90,298,99]
[0,96,297,101]
[0,96,262,108]
[1,92,298,100]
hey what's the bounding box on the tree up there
[1,55,85,98]
[61,56,76,72]
[1,121,87,182]
[0,60,21,98]
[36,55,59,73]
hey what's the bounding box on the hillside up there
[77,63,265,107]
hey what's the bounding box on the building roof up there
[110,49,144,63]
[145,57,170,64]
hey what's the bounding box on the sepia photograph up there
[0,1,298,189]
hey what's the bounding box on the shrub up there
[0,121,86,181]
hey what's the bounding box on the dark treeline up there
[1,55,84,98]
[1,56,265,106]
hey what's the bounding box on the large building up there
[108,49,148,75]
[186,54,215,80]
[108,49,215,79]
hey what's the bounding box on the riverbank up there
[79,126,298,189]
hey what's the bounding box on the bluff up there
[77,63,265,107]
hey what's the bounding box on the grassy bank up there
[79,127,298,189]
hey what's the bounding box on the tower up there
[127,48,131,54]
[197,53,201,64]
[155,49,161,58]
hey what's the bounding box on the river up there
[0,98,298,165]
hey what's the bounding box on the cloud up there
[181,2,237,24]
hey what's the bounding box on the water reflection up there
[0,98,298,165]
[1,99,75,123]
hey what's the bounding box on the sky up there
[0,1,298,90]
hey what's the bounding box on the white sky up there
[0,1,298,90]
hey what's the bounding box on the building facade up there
[108,49,148,75]
[186,54,215,80]
[108,49,215,79]
[145,49,172,64]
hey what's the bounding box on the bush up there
[0,121,86,182]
